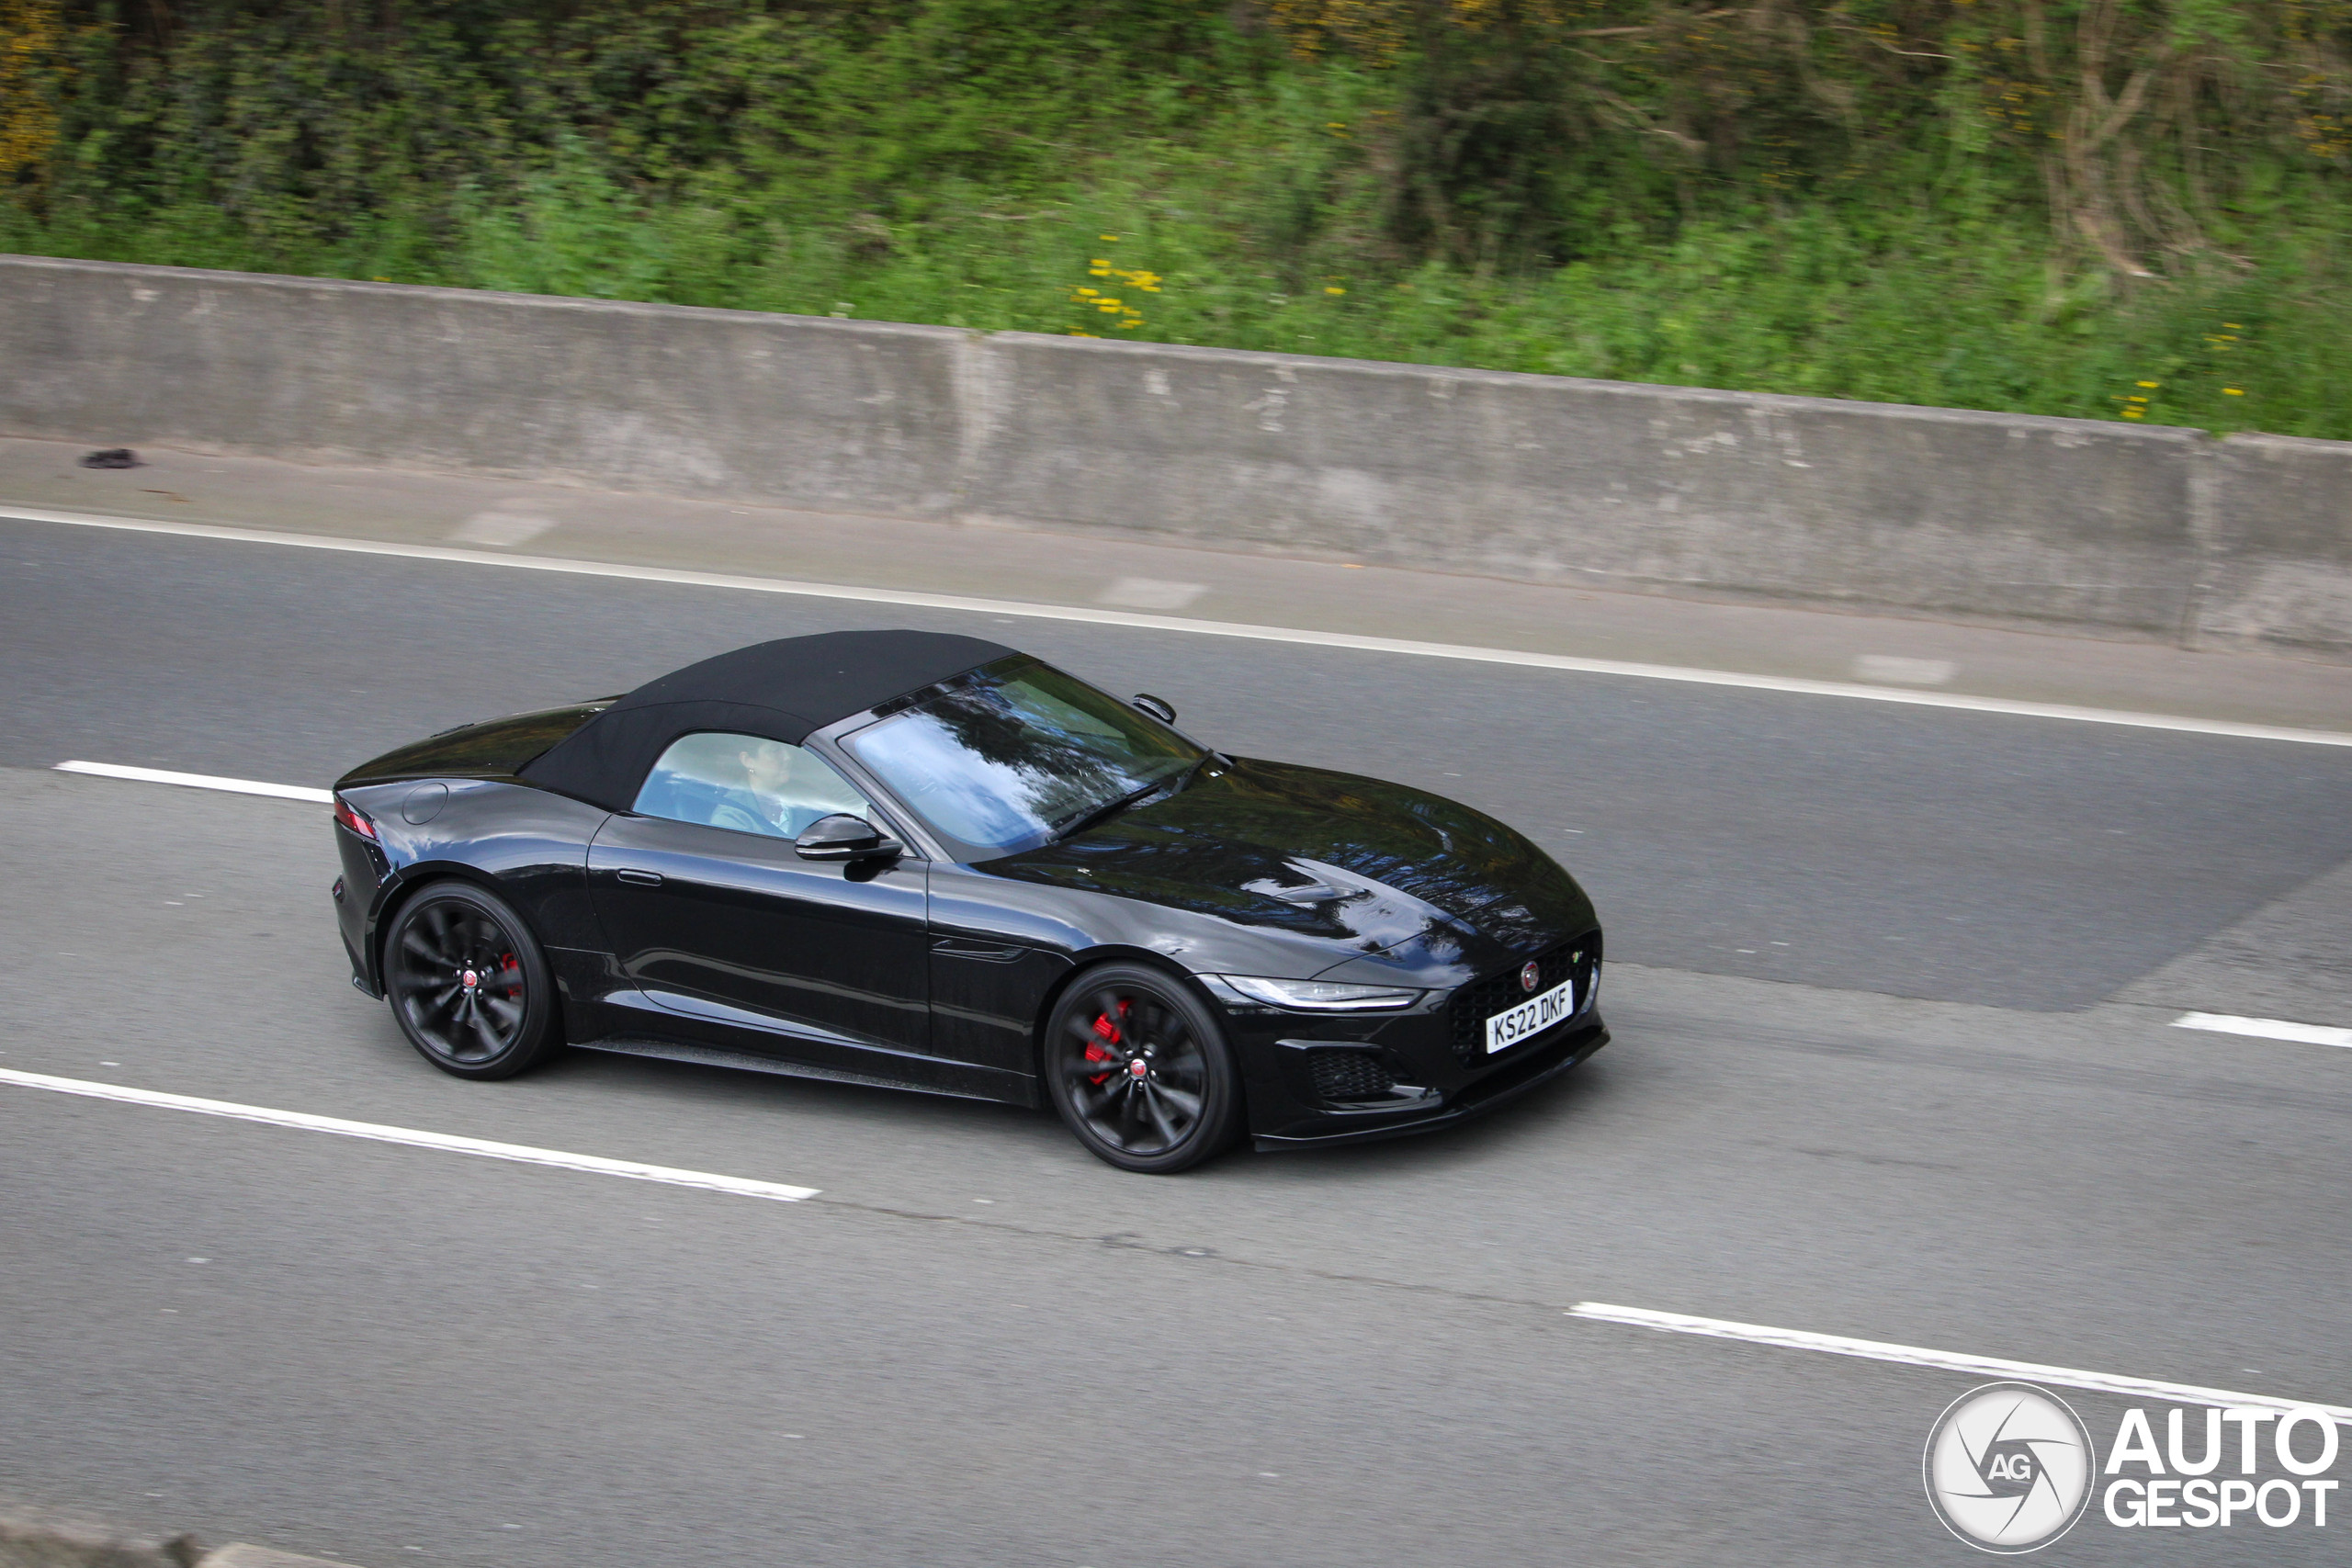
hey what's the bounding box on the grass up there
[4,4,2346,441]
[12,175,2342,442]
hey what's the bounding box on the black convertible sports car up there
[330,631,1606,1172]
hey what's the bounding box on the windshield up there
[842,660,1204,859]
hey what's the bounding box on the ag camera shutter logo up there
[1923,1382,2096,1552]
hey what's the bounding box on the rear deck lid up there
[336,700,615,790]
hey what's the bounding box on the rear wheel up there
[382,882,560,1079]
[1044,964,1243,1174]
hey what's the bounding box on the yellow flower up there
[1076,288,1098,297]
[2135,380,2159,389]
[2223,388,2245,395]
[1100,234,1118,242]
[1325,286,1346,296]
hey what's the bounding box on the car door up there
[586,731,931,1067]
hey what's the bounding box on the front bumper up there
[333,820,390,997]
[1204,947,1611,1149]
[1248,1016,1609,1151]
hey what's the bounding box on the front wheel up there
[1044,964,1244,1174]
[382,881,561,1080]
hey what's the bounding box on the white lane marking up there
[54,760,333,803]
[14,505,2351,748]
[1852,653,1956,686]
[1100,576,1208,611]
[450,507,556,547]
[0,1067,820,1201]
[1569,1303,2352,1424]
[2173,1012,2352,1048]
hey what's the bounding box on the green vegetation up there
[4,1,2349,436]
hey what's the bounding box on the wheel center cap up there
[1127,1057,1149,1078]
[461,969,479,989]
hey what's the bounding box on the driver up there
[733,739,867,840]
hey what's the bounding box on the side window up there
[633,732,875,840]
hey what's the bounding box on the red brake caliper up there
[1083,1000,1131,1085]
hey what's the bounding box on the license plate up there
[1485,977,1575,1054]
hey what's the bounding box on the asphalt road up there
[9,517,2352,1010]
[4,513,2351,1567]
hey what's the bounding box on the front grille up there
[1309,1049,1396,1102]
[1447,934,1600,1066]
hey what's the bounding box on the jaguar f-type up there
[329,631,1607,1172]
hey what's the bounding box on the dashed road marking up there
[2173,1012,2352,1049]
[1569,1302,2351,1423]
[0,1067,820,1201]
[449,507,557,547]
[6,1069,2342,1418]
[1851,653,1956,686]
[1099,576,1208,611]
[54,760,332,803]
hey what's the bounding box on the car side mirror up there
[1131,693,1177,724]
[794,813,902,862]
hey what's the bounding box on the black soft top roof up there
[521,629,1013,810]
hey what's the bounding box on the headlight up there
[1213,975,1423,1011]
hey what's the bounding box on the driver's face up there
[740,745,794,795]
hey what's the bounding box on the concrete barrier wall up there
[967,333,2209,634]
[2196,434,2352,657]
[6,254,2346,654]
[0,255,969,516]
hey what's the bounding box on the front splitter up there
[1251,1027,1609,1153]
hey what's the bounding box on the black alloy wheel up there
[1044,963,1243,1173]
[383,882,560,1079]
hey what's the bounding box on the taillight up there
[334,795,378,840]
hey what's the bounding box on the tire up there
[381,881,562,1080]
[1044,963,1245,1174]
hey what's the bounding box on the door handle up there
[615,869,663,886]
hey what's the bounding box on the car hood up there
[983,756,1592,969]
